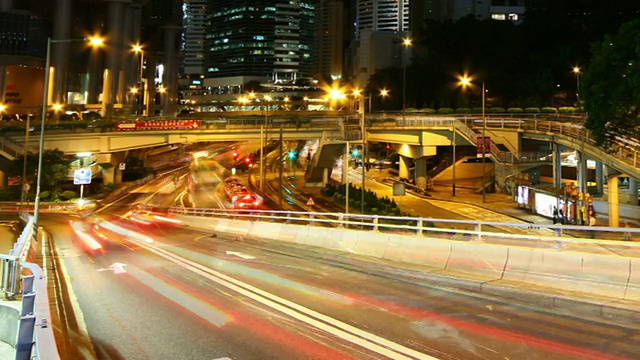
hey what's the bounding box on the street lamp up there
[402,37,412,121]
[34,36,103,237]
[260,95,272,191]
[573,66,580,103]
[459,75,487,202]
[133,44,145,115]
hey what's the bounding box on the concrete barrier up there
[626,258,640,301]
[175,214,640,304]
[352,231,390,258]
[445,242,509,280]
[503,249,631,299]
[0,303,18,351]
[383,235,451,269]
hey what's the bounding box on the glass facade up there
[206,0,315,83]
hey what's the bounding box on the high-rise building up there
[421,0,525,23]
[204,0,316,94]
[181,0,207,76]
[314,0,345,81]
[355,0,410,39]
[352,0,411,89]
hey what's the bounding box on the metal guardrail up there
[169,207,640,247]
[1,213,60,360]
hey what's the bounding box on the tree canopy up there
[582,18,640,146]
[9,149,71,194]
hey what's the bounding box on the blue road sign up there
[74,168,92,185]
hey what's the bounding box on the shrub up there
[39,191,52,201]
[455,107,471,114]
[541,107,557,113]
[507,107,523,113]
[487,107,505,113]
[525,107,541,113]
[558,107,577,114]
[437,107,454,114]
[417,108,436,114]
[59,190,77,201]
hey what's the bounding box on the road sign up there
[306,197,315,206]
[119,162,126,170]
[74,168,92,185]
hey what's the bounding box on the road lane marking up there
[97,262,127,274]
[129,237,438,360]
[225,251,255,260]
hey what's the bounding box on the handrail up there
[169,207,640,246]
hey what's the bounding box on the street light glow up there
[88,36,104,47]
[573,66,580,74]
[403,38,412,47]
[133,44,143,53]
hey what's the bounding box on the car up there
[235,193,263,209]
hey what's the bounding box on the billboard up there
[3,65,45,114]
[115,119,202,131]
[476,136,491,157]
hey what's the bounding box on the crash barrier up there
[171,208,640,302]
[1,213,60,360]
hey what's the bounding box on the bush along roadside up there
[319,183,435,230]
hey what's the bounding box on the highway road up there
[39,210,639,360]
[11,142,637,360]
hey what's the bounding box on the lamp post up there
[133,44,145,115]
[481,81,486,203]
[354,89,366,214]
[459,75,486,202]
[260,95,272,191]
[402,38,412,121]
[34,36,103,237]
[573,66,580,104]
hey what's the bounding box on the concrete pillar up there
[414,157,428,189]
[145,55,157,115]
[629,177,638,205]
[0,65,6,107]
[552,143,562,188]
[103,0,126,109]
[162,26,181,116]
[608,175,619,227]
[51,0,72,105]
[87,45,103,106]
[120,5,134,106]
[576,150,587,193]
[595,161,604,194]
[322,168,329,186]
[0,0,13,11]
[399,155,411,179]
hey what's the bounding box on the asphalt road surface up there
[41,211,640,360]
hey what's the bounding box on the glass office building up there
[206,0,316,85]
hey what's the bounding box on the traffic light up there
[287,150,297,160]
[385,143,391,150]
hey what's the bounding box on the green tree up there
[582,18,640,146]
[8,149,71,193]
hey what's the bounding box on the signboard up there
[115,119,201,131]
[476,136,491,157]
[74,168,92,185]
[119,163,126,170]
[306,197,315,206]
[393,182,406,196]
